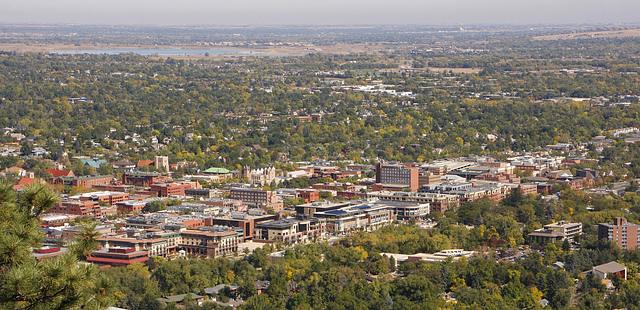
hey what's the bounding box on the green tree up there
[0,182,113,309]
[70,220,101,260]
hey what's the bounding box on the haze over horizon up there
[2,0,639,26]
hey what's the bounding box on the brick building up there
[366,191,459,213]
[255,218,326,245]
[598,217,639,250]
[87,247,149,267]
[49,200,102,219]
[296,189,320,203]
[150,182,193,197]
[122,171,167,187]
[375,162,419,192]
[51,175,113,188]
[77,191,130,206]
[179,229,240,257]
[97,236,175,258]
[229,187,283,211]
[207,217,254,241]
[311,182,356,192]
[116,200,147,215]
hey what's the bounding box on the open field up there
[533,28,640,41]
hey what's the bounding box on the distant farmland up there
[533,28,640,41]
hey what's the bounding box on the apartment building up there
[598,217,639,250]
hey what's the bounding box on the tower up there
[155,156,169,172]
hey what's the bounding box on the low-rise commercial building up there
[295,201,358,218]
[592,261,627,281]
[179,228,240,257]
[116,200,147,215]
[51,175,113,188]
[186,188,222,199]
[366,191,459,213]
[87,247,149,267]
[314,203,394,234]
[229,187,283,211]
[150,182,193,197]
[97,236,174,258]
[297,189,320,203]
[528,221,583,244]
[49,200,102,219]
[255,218,326,244]
[75,191,130,206]
[422,181,511,203]
[383,200,430,221]
[382,249,476,267]
[122,171,168,187]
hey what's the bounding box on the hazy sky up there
[2,0,639,26]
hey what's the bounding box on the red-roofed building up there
[136,160,154,169]
[46,169,75,178]
[13,177,38,191]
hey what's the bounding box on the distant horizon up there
[2,0,639,26]
[1,22,639,28]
